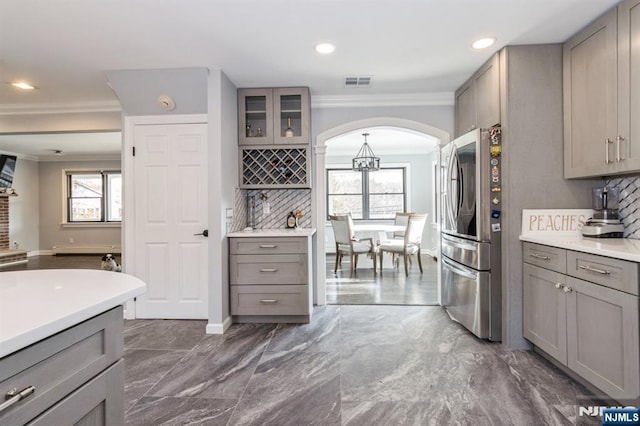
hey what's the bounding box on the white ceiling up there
[326,127,438,156]
[0,132,121,161]
[0,0,620,156]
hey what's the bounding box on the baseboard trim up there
[28,250,53,257]
[206,316,232,334]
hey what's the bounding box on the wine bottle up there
[286,211,297,228]
[284,117,295,137]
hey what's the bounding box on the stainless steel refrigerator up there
[440,126,502,341]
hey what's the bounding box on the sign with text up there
[521,209,594,236]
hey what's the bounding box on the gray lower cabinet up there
[523,263,567,363]
[229,236,313,323]
[523,242,640,403]
[0,306,124,425]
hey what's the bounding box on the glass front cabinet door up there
[238,87,310,145]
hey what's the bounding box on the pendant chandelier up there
[352,133,380,172]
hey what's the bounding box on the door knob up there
[194,229,208,237]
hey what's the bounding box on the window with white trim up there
[326,167,406,219]
[66,171,122,222]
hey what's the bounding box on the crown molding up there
[311,92,455,108]
[0,101,122,116]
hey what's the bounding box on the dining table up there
[352,223,406,234]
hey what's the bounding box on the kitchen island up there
[0,269,146,425]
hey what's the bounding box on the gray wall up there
[106,67,208,116]
[8,157,39,252]
[38,159,122,251]
[206,69,238,328]
[501,45,600,349]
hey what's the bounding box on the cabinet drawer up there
[230,237,307,255]
[231,285,309,315]
[0,307,123,426]
[523,242,566,273]
[567,251,639,295]
[230,254,307,285]
[29,359,124,426]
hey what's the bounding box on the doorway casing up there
[312,117,450,306]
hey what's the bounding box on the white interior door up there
[133,123,208,319]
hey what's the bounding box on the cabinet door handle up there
[530,252,551,261]
[554,283,564,290]
[578,264,611,275]
[260,268,278,272]
[605,138,614,164]
[0,386,36,413]
[260,299,278,304]
[616,135,625,162]
[259,244,277,248]
[563,286,573,293]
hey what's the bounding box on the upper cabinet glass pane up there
[244,95,268,139]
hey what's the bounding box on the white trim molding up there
[312,92,455,108]
[206,317,232,334]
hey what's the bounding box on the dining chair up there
[379,213,428,277]
[329,214,377,277]
[392,212,414,240]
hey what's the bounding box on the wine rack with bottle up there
[240,146,310,189]
[238,87,310,146]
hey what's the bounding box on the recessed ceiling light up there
[315,42,336,55]
[10,81,37,90]
[472,37,497,49]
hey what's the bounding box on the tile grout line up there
[123,335,209,416]
[224,325,280,426]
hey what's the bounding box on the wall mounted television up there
[0,155,17,188]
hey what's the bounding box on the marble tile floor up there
[123,305,601,425]
[326,254,438,305]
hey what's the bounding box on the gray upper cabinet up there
[238,87,310,146]
[618,0,640,173]
[564,0,640,178]
[454,53,500,137]
[455,80,475,137]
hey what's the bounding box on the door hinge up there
[132,146,136,156]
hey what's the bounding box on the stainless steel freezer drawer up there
[441,233,491,271]
[441,256,497,340]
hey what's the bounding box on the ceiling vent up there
[344,76,372,87]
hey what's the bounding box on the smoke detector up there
[157,94,176,111]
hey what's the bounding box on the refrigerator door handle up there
[446,147,459,227]
[442,257,477,280]
[443,237,477,251]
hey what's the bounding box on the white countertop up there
[520,234,640,262]
[227,228,317,238]
[0,269,146,358]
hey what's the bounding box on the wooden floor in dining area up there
[1,254,105,271]
[325,253,438,306]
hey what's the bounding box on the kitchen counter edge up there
[227,228,317,238]
[0,269,146,358]
[519,235,640,263]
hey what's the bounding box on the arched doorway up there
[312,117,450,306]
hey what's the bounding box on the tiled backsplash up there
[231,188,312,231]
[607,176,640,239]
